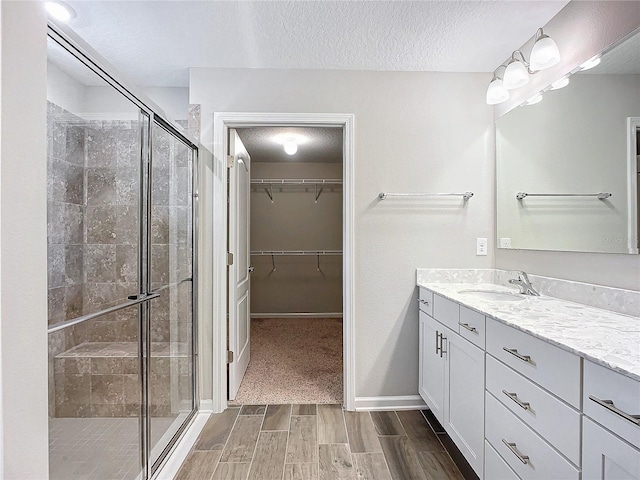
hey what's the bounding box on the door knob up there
[248,266,255,273]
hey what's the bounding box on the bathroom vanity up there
[416,273,640,480]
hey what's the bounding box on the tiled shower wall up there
[47,102,193,417]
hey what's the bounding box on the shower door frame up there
[46,21,200,479]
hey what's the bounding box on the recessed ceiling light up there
[579,55,601,71]
[45,1,76,22]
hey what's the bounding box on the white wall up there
[494,0,640,290]
[191,68,494,399]
[0,2,49,478]
[47,61,84,113]
[496,74,639,253]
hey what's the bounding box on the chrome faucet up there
[509,271,540,296]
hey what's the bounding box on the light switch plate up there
[476,238,488,256]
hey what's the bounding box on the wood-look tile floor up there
[175,405,464,480]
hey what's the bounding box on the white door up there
[228,129,251,400]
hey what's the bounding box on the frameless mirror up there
[496,29,640,254]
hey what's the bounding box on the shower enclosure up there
[46,26,197,480]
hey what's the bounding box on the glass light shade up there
[524,93,543,106]
[284,141,297,155]
[45,1,75,21]
[503,60,530,89]
[530,35,561,70]
[580,56,601,71]
[550,76,570,90]
[486,78,510,105]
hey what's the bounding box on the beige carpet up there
[234,318,343,404]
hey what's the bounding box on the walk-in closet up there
[230,126,344,405]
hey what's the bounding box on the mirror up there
[496,29,640,254]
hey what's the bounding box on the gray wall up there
[191,69,495,399]
[250,162,343,315]
[494,1,640,290]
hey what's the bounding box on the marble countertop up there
[417,281,640,382]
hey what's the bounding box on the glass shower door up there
[148,121,196,470]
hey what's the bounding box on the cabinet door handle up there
[439,335,447,358]
[502,390,531,411]
[502,439,530,464]
[435,331,441,355]
[589,395,640,425]
[503,347,534,365]
[459,322,478,333]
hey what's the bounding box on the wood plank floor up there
[175,405,463,480]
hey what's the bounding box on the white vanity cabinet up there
[418,290,485,478]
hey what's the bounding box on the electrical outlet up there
[476,238,488,256]
[499,237,512,248]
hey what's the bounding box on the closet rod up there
[250,250,342,256]
[251,179,343,185]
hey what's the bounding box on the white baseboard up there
[354,395,427,411]
[153,412,211,480]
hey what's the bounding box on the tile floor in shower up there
[49,416,177,480]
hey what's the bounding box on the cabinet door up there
[445,331,485,478]
[419,311,446,424]
[583,417,640,480]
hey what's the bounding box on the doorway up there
[231,126,344,404]
[213,113,355,411]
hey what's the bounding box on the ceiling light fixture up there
[486,27,561,105]
[579,55,601,71]
[284,141,298,155]
[45,1,76,22]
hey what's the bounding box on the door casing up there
[212,112,355,412]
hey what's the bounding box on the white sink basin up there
[457,289,525,302]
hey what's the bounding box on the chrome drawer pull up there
[459,322,478,333]
[589,395,640,426]
[503,347,534,365]
[502,439,530,465]
[502,390,531,411]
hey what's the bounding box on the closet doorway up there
[215,113,355,410]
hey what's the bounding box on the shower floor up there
[49,416,176,480]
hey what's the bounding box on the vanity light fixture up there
[524,93,543,106]
[529,28,561,71]
[486,66,510,105]
[503,51,531,89]
[283,141,298,155]
[549,76,570,90]
[45,0,76,22]
[579,55,601,71]
[486,27,561,105]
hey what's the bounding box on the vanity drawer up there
[418,287,434,316]
[485,440,520,480]
[433,294,459,332]
[583,360,640,448]
[458,306,485,348]
[486,318,581,408]
[486,393,580,480]
[486,355,581,465]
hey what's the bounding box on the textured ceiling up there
[237,127,343,163]
[63,0,569,87]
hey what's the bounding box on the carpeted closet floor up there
[233,318,343,405]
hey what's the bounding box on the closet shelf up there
[251,179,342,202]
[250,250,342,272]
